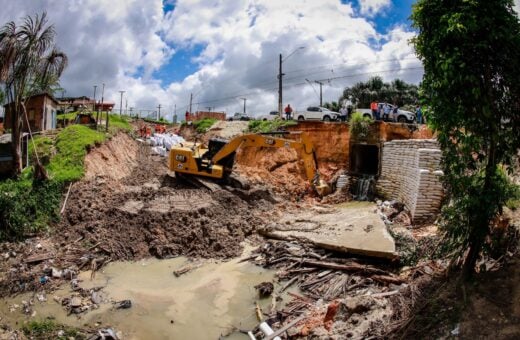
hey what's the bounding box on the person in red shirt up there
[370,101,379,120]
[284,104,293,120]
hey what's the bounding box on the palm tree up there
[0,12,67,177]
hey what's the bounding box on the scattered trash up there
[451,324,460,336]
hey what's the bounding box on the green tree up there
[412,0,520,277]
[338,76,418,108]
[0,12,68,176]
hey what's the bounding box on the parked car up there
[227,112,252,121]
[295,106,339,121]
[258,111,282,121]
[358,103,415,123]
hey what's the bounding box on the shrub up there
[193,118,217,133]
[349,112,372,138]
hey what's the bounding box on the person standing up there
[416,105,423,124]
[383,103,391,121]
[370,101,378,120]
[339,106,348,122]
[284,104,293,120]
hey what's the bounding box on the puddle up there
[0,255,287,339]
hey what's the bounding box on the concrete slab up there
[260,201,397,259]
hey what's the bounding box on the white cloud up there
[0,0,423,120]
[358,0,391,17]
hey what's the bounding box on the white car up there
[258,111,282,121]
[358,103,416,123]
[295,106,339,121]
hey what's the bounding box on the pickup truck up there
[357,103,415,123]
[227,112,252,121]
[294,106,339,121]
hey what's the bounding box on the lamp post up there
[240,97,247,114]
[278,46,305,119]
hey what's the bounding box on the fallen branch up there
[297,258,390,276]
[60,182,73,214]
[279,276,299,293]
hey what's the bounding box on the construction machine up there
[169,132,331,196]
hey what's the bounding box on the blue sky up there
[1,0,427,117]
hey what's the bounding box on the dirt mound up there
[235,146,310,197]
[57,147,274,260]
[84,133,139,180]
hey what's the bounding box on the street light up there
[278,46,305,119]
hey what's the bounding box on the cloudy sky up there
[1,0,519,120]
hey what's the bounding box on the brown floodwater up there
[0,253,287,339]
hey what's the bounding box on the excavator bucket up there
[314,179,331,197]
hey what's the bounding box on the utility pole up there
[241,98,247,113]
[315,81,324,106]
[92,85,97,111]
[118,90,125,116]
[93,85,98,126]
[206,106,212,112]
[125,99,128,116]
[101,83,107,130]
[173,104,177,123]
[157,104,161,120]
[189,93,193,114]
[278,53,283,119]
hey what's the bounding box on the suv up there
[295,106,339,121]
[359,103,415,123]
[227,112,252,121]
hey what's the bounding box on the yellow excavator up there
[168,132,331,196]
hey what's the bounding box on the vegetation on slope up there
[248,119,297,133]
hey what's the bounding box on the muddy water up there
[0,256,283,339]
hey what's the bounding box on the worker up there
[284,104,293,120]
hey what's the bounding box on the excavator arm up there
[170,132,330,196]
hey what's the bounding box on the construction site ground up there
[0,121,518,339]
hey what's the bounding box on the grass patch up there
[56,111,78,121]
[0,179,62,240]
[247,119,297,133]
[47,125,106,182]
[193,118,217,133]
[107,114,132,133]
[28,135,54,165]
[22,319,82,339]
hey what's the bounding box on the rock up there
[36,243,43,250]
[116,300,132,309]
[254,282,274,298]
[91,292,101,304]
[70,297,82,308]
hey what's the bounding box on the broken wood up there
[370,290,400,298]
[60,182,73,214]
[280,276,299,293]
[265,315,306,340]
[297,258,389,276]
[173,265,193,277]
[25,253,54,264]
[371,275,405,284]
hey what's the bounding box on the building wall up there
[186,111,226,122]
[376,139,444,222]
[4,94,57,132]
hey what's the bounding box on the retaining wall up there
[376,139,443,222]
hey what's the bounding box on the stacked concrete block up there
[376,139,444,223]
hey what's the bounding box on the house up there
[95,101,115,112]
[57,96,95,112]
[0,133,29,176]
[3,93,59,132]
